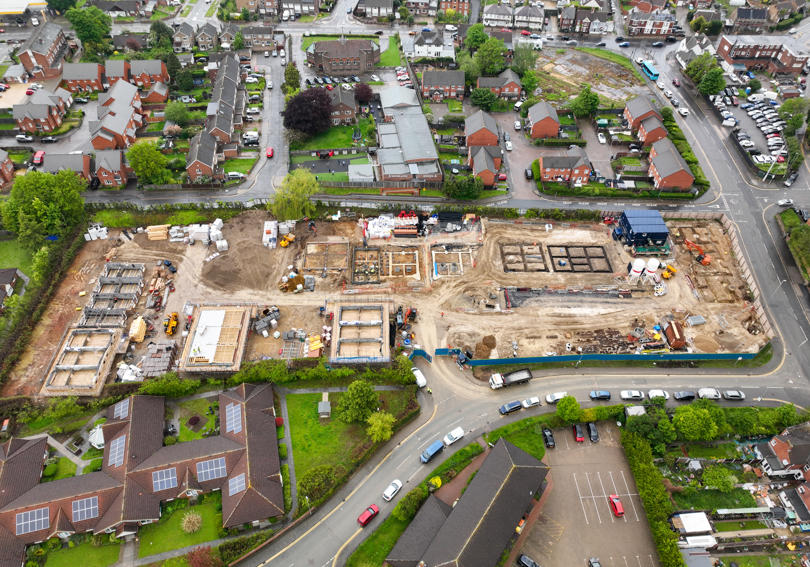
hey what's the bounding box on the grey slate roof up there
[0,438,48,509]
[362,0,394,8]
[735,6,768,20]
[95,150,124,173]
[130,59,164,76]
[484,3,513,15]
[187,131,218,168]
[387,495,452,567]
[542,146,591,171]
[786,488,810,521]
[528,101,559,125]
[415,30,444,46]
[328,87,356,109]
[465,109,498,137]
[93,80,141,138]
[515,4,543,17]
[39,153,87,175]
[62,63,102,81]
[472,145,497,174]
[310,38,379,59]
[478,68,520,88]
[639,115,665,133]
[422,69,464,87]
[379,85,419,109]
[651,137,692,178]
[198,22,219,39]
[0,149,8,163]
[625,96,658,120]
[105,59,129,79]
[175,22,196,38]
[20,22,64,57]
[13,88,70,121]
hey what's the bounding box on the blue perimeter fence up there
[433,348,756,366]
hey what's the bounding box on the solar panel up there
[113,398,130,419]
[225,403,242,434]
[152,468,178,492]
[228,473,246,496]
[196,457,227,482]
[16,507,49,536]
[108,435,126,467]
[72,496,99,523]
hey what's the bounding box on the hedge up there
[662,116,710,189]
[217,530,274,563]
[532,137,587,146]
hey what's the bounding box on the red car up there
[25,89,34,95]
[608,494,624,517]
[672,78,680,87]
[498,173,507,181]
[266,147,274,158]
[325,84,333,90]
[357,504,379,526]
[573,424,585,442]
[520,30,531,36]
[32,150,45,165]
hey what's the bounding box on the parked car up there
[521,397,540,408]
[504,140,513,151]
[723,389,745,400]
[74,97,89,104]
[587,422,599,442]
[542,427,555,448]
[588,559,603,567]
[698,387,721,400]
[651,41,664,47]
[784,173,799,187]
[514,120,522,130]
[673,391,696,401]
[382,479,402,501]
[517,555,540,567]
[620,390,644,401]
[357,504,379,526]
[648,389,670,400]
[266,147,274,158]
[589,390,611,400]
[545,391,567,404]
[608,494,624,517]
[499,401,522,415]
[15,134,33,143]
[443,426,465,446]
[618,41,630,47]
[572,423,585,442]
[678,108,690,117]
[524,168,533,179]
[41,136,57,143]
[597,132,606,144]
[411,367,427,388]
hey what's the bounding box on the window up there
[229,474,246,496]
[108,435,126,467]
[72,496,99,522]
[16,508,49,535]
[152,468,178,492]
[197,457,227,482]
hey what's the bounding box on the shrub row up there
[532,137,587,147]
[662,116,710,188]
[217,530,274,563]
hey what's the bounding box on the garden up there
[174,396,219,442]
[137,492,223,558]
[35,535,121,567]
[289,117,376,151]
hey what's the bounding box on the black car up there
[305,78,312,85]
[665,35,677,42]
[41,136,57,143]
[74,97,89,104]
[524,168,533,179]
[595,41,607,47]
[784,172,799,187]
[674,390,696,401]
[499,401,522,415]
[587,422,599,443]
[542,427,555,448]
[615,36,626,43]
[517,555,540,567]
[561,35,570,41]
[651,41,664,47]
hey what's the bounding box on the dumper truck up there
[489,368,532,390]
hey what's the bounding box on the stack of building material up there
[262,221,278,248]
[147,225,170,240]
[142,341,176,377]
[307,334,323,356]
[365,215,396,239]
[85,225,109,241]
[393,225,418,238]
[216,240,229,251]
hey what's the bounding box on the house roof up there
[651,137,692,179]
[242,26,275,36]
[13,88,70,121]
[478,68,521,89]
[465,109,498,137]
[198,22,219,39]
[105,59,129,78]
[0,269,16,287]
[175,22,196,38]
[362,0,394,7]
[639,114,665,133]
[95,150,124,173]
[0,438,48,509]
[483,3,513,15]
[515,4,543,16]
[147,82,169,98]
[734,6,767,20]
[89,0,140,11]
[187,131,218,168]
[220,22,240,39]
[379,85,419,109]
[62,63,102,81]
[0,472,119,512]
[310,38,379,58]
[490,30,513,50]
[0,150,8,165]
[471,145,497,174]
[39,153,88,175]
[387,495,452,567]
[130,59,164,76]
[328,87,356,109]
[541,146,591,171]
[112,33,147,51]
[131,436,243,472]
[628,7,676,21]
[422,69,464,87]
[20,22,63,57]
[415,30,444,46]
[93,80,141,138]
[786,488,810,521]
[625,96,658,120]
[528,101,559,124]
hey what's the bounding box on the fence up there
[318,180,444,190]
[434,348,757,365]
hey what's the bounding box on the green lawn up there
[616,156,643,167]
[6,150,30,164]
[575,48,644,83]
[445,99,463,113]
[377,40,402,66]
[315,172,349,182]
[204,0,218,16]
[0,122,16,130]
[82,458,103,474]
[290,117,375,151]
[43,457,77,482]
[0,240,33,277]
[223,157,257,175]
[346,515,410,567]
[138,495,222,557]
[180,4,192,16]
[176,397,218,442]
[146,121,165,132]
[45,541,120,567]
[715,555,803,567]
[318,187,444,198]
[301,34,378,52]
[677,442,739,459]
[673,487,756,511]
[714,520,767,532]
[81,447,104,461]
[150,6,173,19]
[0,65,8,78]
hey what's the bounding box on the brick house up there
[219,22,241,46]
[112,33,147,53]
[61,63,104,93]
[129,60,169,88]
[439,0,469,15]
[464,110,499,146]
[468,145,502,186]
[241,26,275,48]
[648,137,694,190]
[104,60,131,87]
[482,4,513,27]
[18,23,69,80]
[731,7,768,32]
[411,30,455,60]
[537,146,591,185]
[328,88,357,125]
[717,35,809,76]
[629,0,667,13]
[186,131,222,182]
[405,0,438,16]
[422,70,465,101]
[306,38,381,76]
[196,23,219,51]
[560,7,614,33]
[0,386,283,565]
[527,101,560,139]
[358,0,395,16]
[755,423,810,480]
[90,81,143,150]
[768,0,806,23]
[235,0,258,14]
[623,96,660,129]
[173,22,196,52]
[626,8,676,36]
[514,5,544,29]
[13,88,72,134]
[95,150,131,187]
[476,68,521,99]
[88,0,143,15]
[142,82,169,103]
[637,115,667,146]
[0,149,14,190]
[559,6,577,31]
[39,153,92,180]
[675,33,715,70]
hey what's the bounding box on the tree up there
[30,245,52,285]
[66,6,111,46]
[474,37,507,76]
[748,78,762,92]
[398,5,410,20]
[470,87,498,110]
[702,465,736,493]
[163,52,181,80]
[185,547,223,567]
[47,0,76,13]
[698,67,726,95]
[283,88,332,135]
[127,141,171,184]
[776,403,800,429]
[355,83,373,104]
[570,84,599,117]
[465,23,488,51]
[164,101,191,126]
[707,19,723,35]
[511,45,539,77]
[232,31,245,50]
[149,20,174,48]
[338,380,379,423]
[521,70,539,98]
[176,69,194,91]
[269,169,319,221]
[392,485,428,521]
[366,411,396,442]
[283,62,302,94]
[779,97,810,124]
[241,7,251,20]
[442,175,483,199]
[660,106,674,121]
[1,170,86,251]
[556,395,583,423]
[138,372,198,397]
[685,52,716,84]
[458,51,480,86]
[673,405,718,441]
[689,15,707,33]
[297,465,336,501]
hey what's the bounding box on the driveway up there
[492,111,537,201]
[518,422,658,567]
[578,118,615,179]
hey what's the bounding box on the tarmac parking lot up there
[518,422,659,567]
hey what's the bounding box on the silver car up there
[698,387,721,400]
[382,479,403,501]
[620,390,645,401]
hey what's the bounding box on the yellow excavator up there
[280,234,296,248]
[661,264,678,279]
[164,312,179,336]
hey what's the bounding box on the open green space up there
[445,99,463,113]
[0,65,8,78]
[44,540,120,567]
[714,520,767,532]
[20,410,95,438]
[290,117,375,151]
[204,0,218,17]
[6,150,31,164]
[575,48,644,82]
[176,397,218,442]
[0,122,16,130]
[315,171,349,182]
[317,187,444,198]
[614,156,644,167]
[91,207,244,229]
[668,442,738,460]
[301,34,378,52]
[780,208,810,281]
[223,157,257,175]
[0,240,33,277]
[42,457,77,482]
[150,6,173,19]
[138,494,222,557]
[672,487,756,511]
[713,555,803,567]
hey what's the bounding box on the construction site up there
[2,209,770,397]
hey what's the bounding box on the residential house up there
[386,439,549,567]
[0,149,14,190]
[527,101,560,139]
[755,423,810,480]
[241,26,275,48]
[717,35,809,76]
[405,0,438,16]
[692,8,721,22]
[637,115,667,145]
[177,53,195,67]
[17,22,69,80]
[235,0,259,14]
[626,8,676,36]
[219,22,241,46]
[468,145,502,185]
[411,30,455,60]
[648,137,694,190]
[623,96,661,129]
[281,0,321,14]
[129,60,169,88]
[422,70,465,101]
[104,60,131,87]
[112,33,148,53]
[204,53,243,146]
[196,23,219,51]
[0,386,283,565]
[358,0,394,17]
[768,0,806,23]
[537,146,591,185]
[559,5,577,31]
[13,88,72,134]
[483,4,514,27]
[173,22,196,52]
[260,0,277,15]
[675,33,715,69]
[785,483,810,523]
[0,268,20,309]
[87,0,143,15]
[694,0,713,8]
[514,5,544,29]
[328,88,357,125]
[476,68,521,99]
[95,150,131,187]
[186,132,222,182]
[142,82,170,103]
[61,63,104,93]
[570,9,615,34]
[306,38,381,76]
[39,153,92,181]
[90,81,143,150]
[464,109,499,146]
[439,0,469,16]
[731,6,768,32]
[629,0,667,13]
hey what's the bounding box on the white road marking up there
[407,467,422,482]
[623,556,630,567]
[573,473,589,525]
[446,416,465,428]
[619,470,641,522]
[597,472,614,523]
[585,472,602,524]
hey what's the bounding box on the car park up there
[546,391,567,404]
[521,396,540,408]
[723,390,745,400]
[589,390,611,400]
[698,387,721,400]
[572,424,585,442]
[648,389,669,400]
[542,427,555,448]
[357,505,379,526]
[382,479,402,501]
[674,391,696,401]
[587,422,599,442]
[499,401,522,415]
[608,494,624,517]
[620,390,644,401]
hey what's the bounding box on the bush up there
[533,138,587,146]
[138,372,200,398]
[217,530,274,563]
[181,511,203,534]
[42,463,57,478]
[297,465,336,501]
[392,483,428,521]
[278,443,287,459]
[164,435,177,445]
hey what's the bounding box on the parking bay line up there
[607,472,626,523]
[585,472,602,524]
[572,473,590,526]
[597,472,614,523]
[619,470,641,523]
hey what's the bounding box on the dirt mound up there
[482,335,496,348]
[474,335,497,358]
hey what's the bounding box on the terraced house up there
[0,385,283,566]
[13,88,72,134]
[17,23,69,80]
[537,146,591,185]
[648,137,694,190]
[476,68,521,99]
[94,150,132,187]
[61,63,104,93]
[129,60,169,88]
[90,81,144,150]
[421,70,465,101]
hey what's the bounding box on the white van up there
[227,172,245,180]
[514,100,524,112]
[282,9,290,20]
[748,93,764,102]
[411,367,427,388]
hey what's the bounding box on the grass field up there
[223,157,257,174]
[176,397,218,442]
[138,495,222,557]
[290,117,375,151]
[318,187,444,198]
[672,487,756,511]
[714,520,767,532]
[204,0,218,17]
[180,4,192,16]
[445,99,463,113]
[44,541,120,567]
[315,172,350,182]
[43,457,77,482]
[714,556,803,567]
[378,39,403,67]
[575,47,644,82]
[0,240,33,277]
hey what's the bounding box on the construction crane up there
[683,239,711,266]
